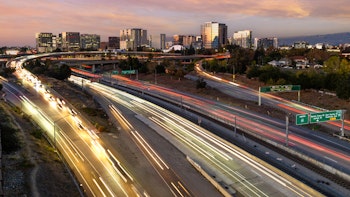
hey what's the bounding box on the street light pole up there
[286,115,289,146]
[155,67,157,84]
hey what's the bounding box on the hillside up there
[279,32,350,46]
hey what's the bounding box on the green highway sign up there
[260,85,300,93]
[296,114,309,125]
[309,110,342,123]
[121,70,136,75]
[260,86,271,93]
[112,70,136,75]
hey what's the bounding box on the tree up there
[228,46,254,74]
[246,65,261,79]
[336,74,350,99]
[323,56,341,73]
[196,78,207,89]
[305,48,330,65]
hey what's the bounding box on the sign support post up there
[286,115,289,146]
[258,87,261,106]
[341,110,345,137]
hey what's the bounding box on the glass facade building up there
[120,28,148,51]
[233,30,252,49]
[61,32,80,51]
[35,32,54,53]
[160,34,166,49]
[201,22,227,49]
[254,37,278,50]
[108,37,120,49]
[80,34,100,50]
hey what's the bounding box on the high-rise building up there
[61,32,80,51]
[149,35,152,48]
[160,34,166,49]
[80,34,100,50]
[173,35,184,46]
[254,37,278,50]
[35,32,54,53]
[100,42,108,51]
[120,28,148,51]
[293,41,308,49]
[183,35,197,48]
[108,37,120,49]
[201,22,227,49]
[233,30,252,49]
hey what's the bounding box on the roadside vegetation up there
[0,106,21,153]
[200,45,350,100]
[24,59,71,80]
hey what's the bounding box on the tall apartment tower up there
[160,34,166,49]
[120,28,148,51]
[233,30,252,49]
[201,22,227,49]
[35,32,54,53]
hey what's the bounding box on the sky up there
[1,0,350,47]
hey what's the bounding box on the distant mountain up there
[278,32,350,46]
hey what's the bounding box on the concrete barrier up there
[186,156,235,197]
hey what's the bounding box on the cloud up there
[1,0,350,46]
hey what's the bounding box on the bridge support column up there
[92,64,96,73]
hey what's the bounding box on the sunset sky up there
[1,0,350,47]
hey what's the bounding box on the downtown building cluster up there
[35,22,279,53]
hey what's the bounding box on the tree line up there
[201,45,350,99]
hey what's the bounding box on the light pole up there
[154,67,157,84]
[341,110,346,137]
[234,116,237,137]
[286,113,291,146]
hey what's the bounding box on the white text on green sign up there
[309,110,342,123]
[296,114,309,125]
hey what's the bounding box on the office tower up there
[233,30,252,49]
[254,37,279,50]
[160,34,166,49]
[182,35,196,48]
[149,35,152,48]
[120,28,148,51]
[201,22,227,49]
[108,37,120,49]
[173,35,184,45]
[80,34,100,50]
[61,32,80,51]
[35,32,54,53]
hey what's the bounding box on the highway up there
[192,62,350,133]
[4,53,350,196]
[70,75,323,197]
[2,65,148,196]
[99,71,350,178]
[87,69,350,195]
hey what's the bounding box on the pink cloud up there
[1,0,350,46]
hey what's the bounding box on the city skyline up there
[1,0,350,47]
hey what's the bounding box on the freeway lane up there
[100,72,350,178]
[71,76,197,197]
[74,76,323,197]
[3,65,147,196]
[193,62,350,132]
